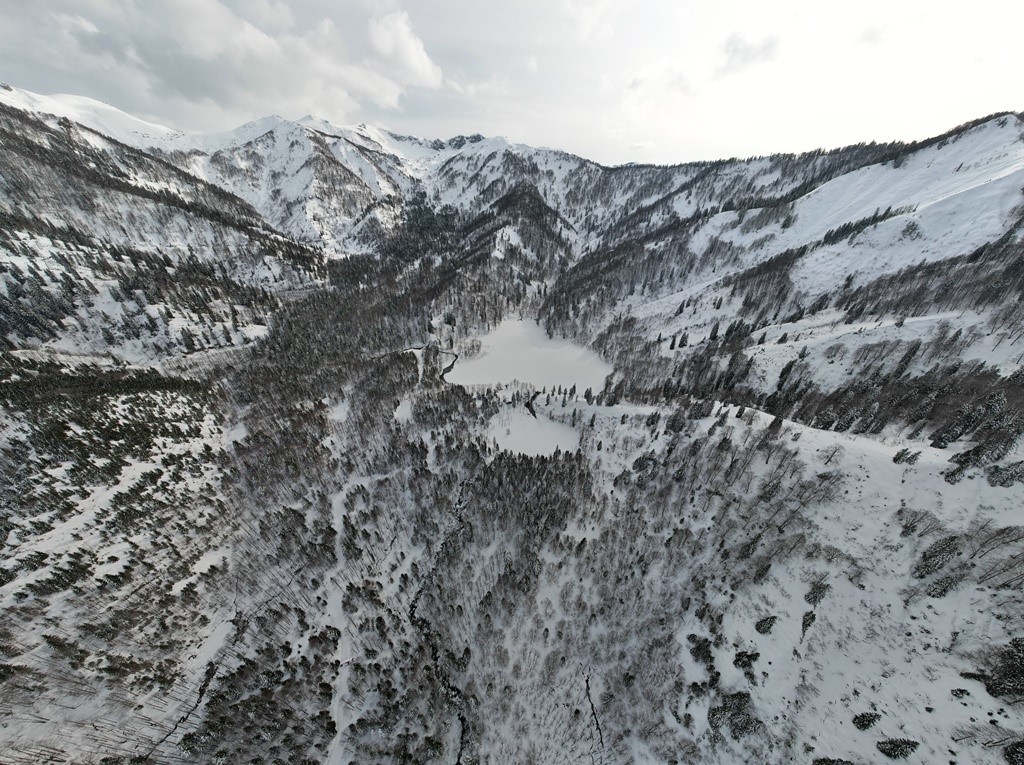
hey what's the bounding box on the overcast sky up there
[1,0,1021,165]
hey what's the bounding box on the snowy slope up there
[0,83,179,144]
[2,86,1024,765]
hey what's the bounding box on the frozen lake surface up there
[446,319,608,456]
[446,319,611,390]
[487,408,579,456]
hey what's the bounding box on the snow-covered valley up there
[1,85,1024,764]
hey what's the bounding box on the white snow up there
[171,547,230,596]
[5,83,1024,765]
[393,397,413,423]
[486,406,579,456]
[446,319,609,455]
[447,319,612,391]
[0,86,178,144]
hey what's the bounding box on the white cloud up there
[716,34,779,77]
[0,0,1021,165]
[561,0,614,42]
[448,76,509,99]
[626,141,654,153]
[0,1,453,130]
[368,11,443,89]
[244,0,295,31]
[53,13,100,36]
[859,26,883,45]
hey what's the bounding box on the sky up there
[1,0,1021,165]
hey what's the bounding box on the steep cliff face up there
[2,86,1024,764]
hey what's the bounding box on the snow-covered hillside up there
[2,85,1023,765]
[0,85,180,144]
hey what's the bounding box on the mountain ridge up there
[1,84,1024,764]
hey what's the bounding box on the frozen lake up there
[446,319,609,457]
[446,319,611,390]
[487,408,579,456]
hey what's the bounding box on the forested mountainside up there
[2,84,1024,765]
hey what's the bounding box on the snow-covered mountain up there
[2,85,1024,765]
